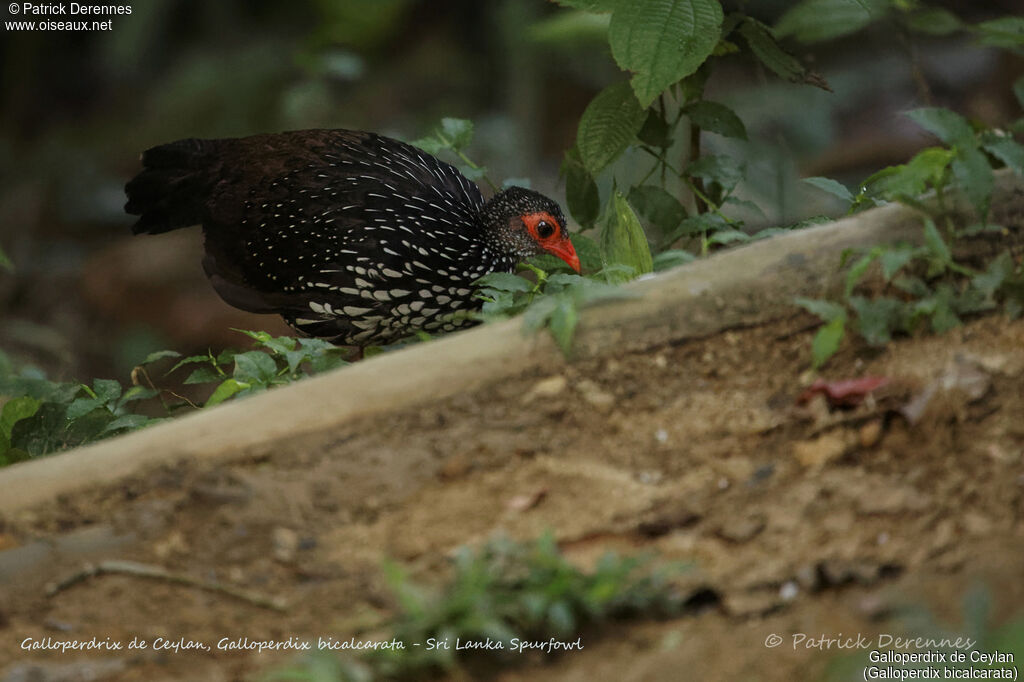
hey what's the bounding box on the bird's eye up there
[536,220,556,239]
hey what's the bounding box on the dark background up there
[0,0,1020,382]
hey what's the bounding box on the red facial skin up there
[521,211,581,273]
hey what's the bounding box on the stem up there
[639,145,734,225]
[454,148,499,193]
[689,119,706,215]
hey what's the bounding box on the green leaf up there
[528,10,612,45]
[665,212,727,242]
[1,396,41,441]
[551,0,617,12]
[561,146,601,227]
[599,192,654,283]
[803,176,854,202]
[878,245,921,280]
[101,414,153,434]
[775,0,888,43]
[905,108,974,147]
[570,233,604,272]
[608,0,724,107]
[737,18,829,90]
[971,251,1015,298]
[475,272,534,293]
[982,135,1024,176]
[522,296,559,333]
[845,247,881,297]
[120,386,159,404]
[683,100,747,139]
[549,296,580,356]
[1014,76,1024,110]
[576,81,647,174]
[169,353,217,375]
[973,16,1024,50]
[410,135,444,155]
[627,185,687,238]
[637,108,673,147]
[440,118,474,151]
[232,351,279,385]
[922,218,953,265]
[141,350,181,365]
[706,228,750,245]
[686,154,743,194]
[92,378,122,404]
[850,296,905,346]
[205,379,248,407]
[903,8,962,36]
[952,145,994,219]
[893,275,930,298]
[184,366,221,385]
[652,249,696,271]
[864,147,954,202]
[928,287,961,333]
[811,316,845,369]
[794,297,846,323]
[66,397,102,421]
[0,244,12,272]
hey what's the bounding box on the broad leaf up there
[811,316,845,369]
[904,8,962,36]
[627,185,687,238]
[683,100,747,139]
[803,176,853,202]
[551,0,617,12]
[576,82,646,174]
[686,154,743,193]
[905,108,974,147]
[475,272,534,293]
[850,296,905,346]
[608,0,724,107]
[599,191,653,283]
[206,379,248,407]
[549,296,580,355]
[653,249,696,271]
[952,145,994,219]
[974,17,1024,50]
[982,135,1024,176]
[232,351,278,385]
[440,118,474,151]
[794,297,846,323]
[1,396,40,441]
[775,0,888,43]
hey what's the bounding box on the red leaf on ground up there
[797,376,889,407]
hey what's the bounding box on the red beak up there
[545,239,581,273]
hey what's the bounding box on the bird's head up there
[481,186,580,273]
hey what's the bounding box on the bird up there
[124,129,580,347]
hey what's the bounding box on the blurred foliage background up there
[0,0,1021,383]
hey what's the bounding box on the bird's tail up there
[124,138,224,235]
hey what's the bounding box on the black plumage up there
[125,130,579,346]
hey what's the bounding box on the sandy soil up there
[1,308,1023,681]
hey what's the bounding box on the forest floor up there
[1,310,1023,681]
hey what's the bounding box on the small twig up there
[131,365,201,411]
[46,560,287,612]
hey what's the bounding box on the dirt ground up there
[1,311,1023,681]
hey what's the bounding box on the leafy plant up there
[0,330,349,464]
[267,533,689,681]
[161,330,349,407]
[796,102,1024,369]
[825,584,1024,681]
